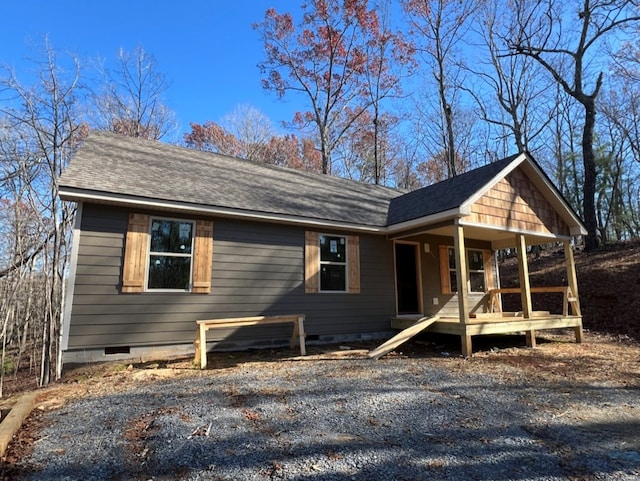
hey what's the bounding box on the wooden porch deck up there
[392,313,583,336]
[390,311,583,356]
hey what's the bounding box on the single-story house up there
[58,131,586,364]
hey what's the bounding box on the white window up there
[467,249,486,293]
[319,234,347,292]
[445,247,486,293]
[147,218,194,290]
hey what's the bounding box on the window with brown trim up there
[305,231,360,294]
[121,213,213,293]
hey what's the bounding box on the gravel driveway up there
[14,346,640,480]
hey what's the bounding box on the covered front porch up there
[377,154,587,358]
[386,222,584,357]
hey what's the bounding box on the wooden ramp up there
[368,316,439,360]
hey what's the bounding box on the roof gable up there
[468,167,571,236]
[386,154,519,226]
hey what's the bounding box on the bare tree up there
[0,38,85,386]
[509,0,640,250]
[404,0,478,178]
[361,1,414,184]
[334,108,399,183]
[91,46,177,140]
[467,0,555,156]
[604,40,640,163]
[219,104,276,161]
[599,49,640,240]
[550,84,584,213]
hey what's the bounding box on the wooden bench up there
[194,314,306,369]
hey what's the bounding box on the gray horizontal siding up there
[67,203,396,350]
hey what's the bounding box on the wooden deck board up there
[369,316,439,360]
[391,314,583,340]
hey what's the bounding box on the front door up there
[395,242,421,315]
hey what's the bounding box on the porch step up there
[368,316,439,360]
[391,316,425,330]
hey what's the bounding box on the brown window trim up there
[122,213,213,294]
[305,231,360,294]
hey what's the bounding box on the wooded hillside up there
[499,241,640,342]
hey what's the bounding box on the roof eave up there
[571,225,588,236]
[59,187,387,234]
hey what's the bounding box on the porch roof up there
[386,153,587,245]
[386,154,519,226]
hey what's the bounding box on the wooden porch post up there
[454,221,472,356]
[564,240,584,343]
[516,234,535,347]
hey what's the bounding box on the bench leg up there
[194,338,200,365]
[298,317,306,356]
[199,324,208,369]
[289,317,307,356]
[290,322,299,349]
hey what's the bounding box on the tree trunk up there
[582,97,599,250]
[445,104,456,177]
[373,109,380,185]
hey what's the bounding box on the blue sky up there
[1,1,302,136]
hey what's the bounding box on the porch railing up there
[488,286,581,317]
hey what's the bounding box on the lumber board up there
[430,316,582,336]
[0,392,37,457]
[368,316,439,360]
[197,315,305,328]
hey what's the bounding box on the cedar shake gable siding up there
[469,168,572,236]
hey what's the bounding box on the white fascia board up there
[58,188,386,234]
[385,207,464,234]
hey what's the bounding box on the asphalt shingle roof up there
[59,131,404,228]
[59,132,529,230]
